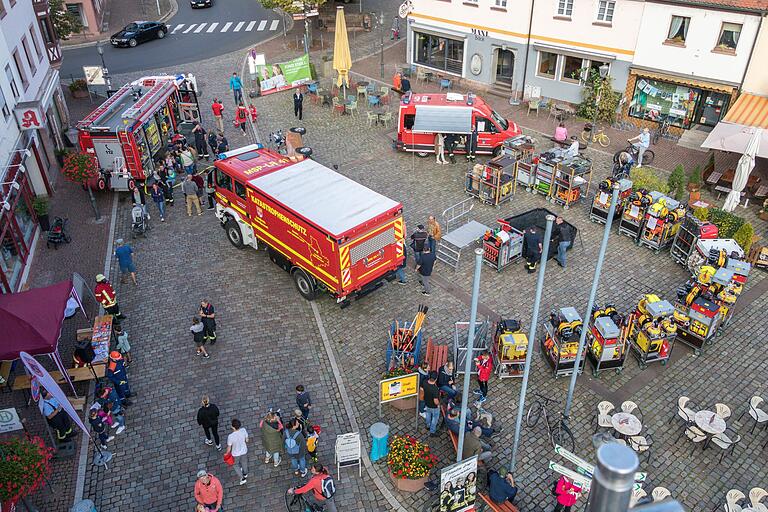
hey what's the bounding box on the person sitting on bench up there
[554,122,568,143]
[437,361,458,399]
[488,467,518,506]
[445,408,496,438]
[461,426,493,463]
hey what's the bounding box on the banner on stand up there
[439,456,478,512]
[256,54,312,95]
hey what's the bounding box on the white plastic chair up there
[676,396,696,425]
[629,488,647,507]
[622,400,643,421]
[726,489,747,512]
[594,401,615,433]
[749,487,767,509]
[652,487,671,502]
[738,396,768,433]
[628,434,653,463]
[711,427,741,463]
[715,402,732,420]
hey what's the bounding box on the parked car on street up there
[111,22,168,48]
[190,0,213,7]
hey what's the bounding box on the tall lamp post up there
[96,45,112,93]
[588,63,610,145]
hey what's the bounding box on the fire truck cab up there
[77,74,200,191]
[396,92,521,157]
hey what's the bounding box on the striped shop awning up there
[723,93,768,129]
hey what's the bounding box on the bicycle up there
[652,118,671,145]
[525,393,575,453]
[612,142,655,167]
[580,123,610,147]
[285,489,325,512]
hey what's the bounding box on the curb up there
[62,0,179,51]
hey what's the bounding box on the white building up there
[0,0,67,293]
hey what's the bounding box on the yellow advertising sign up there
[379,373,419,403]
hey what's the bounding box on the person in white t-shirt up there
[226,418,249,485]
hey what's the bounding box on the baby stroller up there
[46,217,71,249]
[131,204,150,238]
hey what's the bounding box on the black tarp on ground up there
[504,208,577,261]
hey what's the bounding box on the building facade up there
[0,0,68,293]
[64,0,105,39]
[740,9,768,95]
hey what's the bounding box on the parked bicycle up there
[612,142,655,168]
[580,123,610,147]
[525,393,575,453]
[652,117,672,145]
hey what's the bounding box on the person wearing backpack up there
[284,419,307,477]
[260,408,284,467]
[288,463,338,512]
[410,224,429,266]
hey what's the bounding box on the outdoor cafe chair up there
[678,425,707,449]
[726,489,747,512]
[749,488,768,510]
[366,111,378,127]
[357,85,367,99]
[527,99,541,117]
[307,82,319,95]
[380,86,390,105]
[332,97,345,116]
[715,403,732,420]
[368,95,380,108]
[380,112,393,128]
[629,488,648,508]
[675,396,697,426]
[593,401,615,433]
[346,100,358,117]
[711,427,741,464]
[440,78,452,91]
[652,487,671,502]
[628,433,653,463]
[621,400,643,421]
[738,396,768,433]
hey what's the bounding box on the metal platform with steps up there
[437,198,490,270]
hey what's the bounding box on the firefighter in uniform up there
[523,226,543,274]
[106,351,132,404]
[199,300,217,344]
[95,274,126,320]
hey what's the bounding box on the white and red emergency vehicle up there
[396,91,521,156]
[77,74,200,191]
[213,144,405,305]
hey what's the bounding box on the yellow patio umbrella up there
[333,6,352,98]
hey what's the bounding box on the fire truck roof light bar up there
[218,143,265,160]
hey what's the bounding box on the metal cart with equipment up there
[541,307,585,378]
[638,196,686,253]
[627,295,676,369]
[673,266,725,355]
[492,319,527,378]
[590,178,632,224]
[482,219,524,271]
[618,189,653,241]
[386,306,428,369]
[465,155,517,206]
[534,148,567,199]
[586,305,629,377]
[669,213,719,265]
[552,155,593,209]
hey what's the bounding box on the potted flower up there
[0,436,54,510]
[382,364,418,410]
[387,435,437,492]
[759,199,768,222]
[68,79,88,99]
[33,196,51,231]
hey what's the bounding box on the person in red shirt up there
[94,274,126,320]
[288,463,337,512]
[211,99,225,134]
[554,475,582,511]
[473,352,493,403]
[234,103,248,135]
[194,470,223,512]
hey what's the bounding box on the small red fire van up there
[396,92,520,156]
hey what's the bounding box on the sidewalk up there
[62,0,175,47]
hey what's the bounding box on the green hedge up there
[630,167,670,195]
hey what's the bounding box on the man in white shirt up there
[226,418,249,485]
[628,128,650,166]
[565,136,580,158]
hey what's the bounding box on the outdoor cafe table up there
[612,412,642,438]
[694,410,726,449]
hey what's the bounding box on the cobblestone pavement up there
[27,16,761,510]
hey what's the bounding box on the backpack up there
[321,475,336,499]
[307,433,318,452]
[285,430,301,455]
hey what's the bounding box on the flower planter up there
[389,472,428,492]
[390,397,417,411]
[759,212,768,222]
[70,89,88,99]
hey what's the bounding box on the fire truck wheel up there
[224,219,245,249]
[292,269,316,301]
[97,177,107,191]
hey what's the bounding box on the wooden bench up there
[478,492,519,512]
[69,397,86,410]
[0,361,13,389]
[11,365,105,391]
[424,338,449,371]
[441,404,484,467]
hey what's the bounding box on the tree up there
[667,164,686,200]
[48,0,83,40]
[577,68,621,124]
[257,0,324,15]
[62,151,101,220]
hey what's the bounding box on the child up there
[249,104,259,123]
[89,408,114,449]
[296,385,312,419]
[114,326,132,367]
[307,425,321,463]
[191,317,210,358]
[474,352,493,403]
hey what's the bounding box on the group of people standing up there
[404,216,442,296]
[433,129,479,165]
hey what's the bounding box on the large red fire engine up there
[213,144,405,305]
[77,74,200,191]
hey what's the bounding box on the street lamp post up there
[379,12,385,78]
[588,64,610,145]
[96,45,111,92]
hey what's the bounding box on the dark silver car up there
[110,21,168,48]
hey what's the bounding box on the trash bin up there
[70,499,97,512]
[369,422,389,462]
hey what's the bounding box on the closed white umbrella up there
[723,127,762,212]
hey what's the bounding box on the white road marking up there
[269,20,279,31]
[221,22,233,32]
[183,24,197,33]
[194,23,207,33]
[257,20,267,31]
[234,21,245,32]
[246,21,257,31]
[206,22,219,32]
[171,24,184,34]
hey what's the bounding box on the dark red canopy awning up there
[0,280,75,361]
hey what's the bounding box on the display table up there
[612,412,642,437]
[694,410,726,435]
[370,422,389,462]
[91,315,113,363]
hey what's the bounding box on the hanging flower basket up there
[387,435,437,492]
[0,436,54,509]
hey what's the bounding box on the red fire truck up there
[213,144,405,304]
[396,91,521,157]
[77,74,200,191]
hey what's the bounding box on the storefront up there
[622,69,737,133]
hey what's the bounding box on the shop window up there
[5,65,19,99]
[596,0,615,22]
[215,170,232,191]
[0,86,9,121]
[1,230,23,293]
[537,51,558,79]
[556,0,573,17]
[666,16,690,44]
[560,55,584,84]
[716,23,741,51]
[21,37,36,77]
[29,25,44,62]
[414,32,464,74]
[12,50,28,90]
[629,77,699,128]
[234,181,247,200]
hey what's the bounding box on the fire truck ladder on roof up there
[117,130,141,179]
[76,85,132,128]
[122,81,175,122]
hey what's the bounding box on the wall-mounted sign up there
[14,102,46,131]
[470,54,482,76]
[83,66,106,86]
